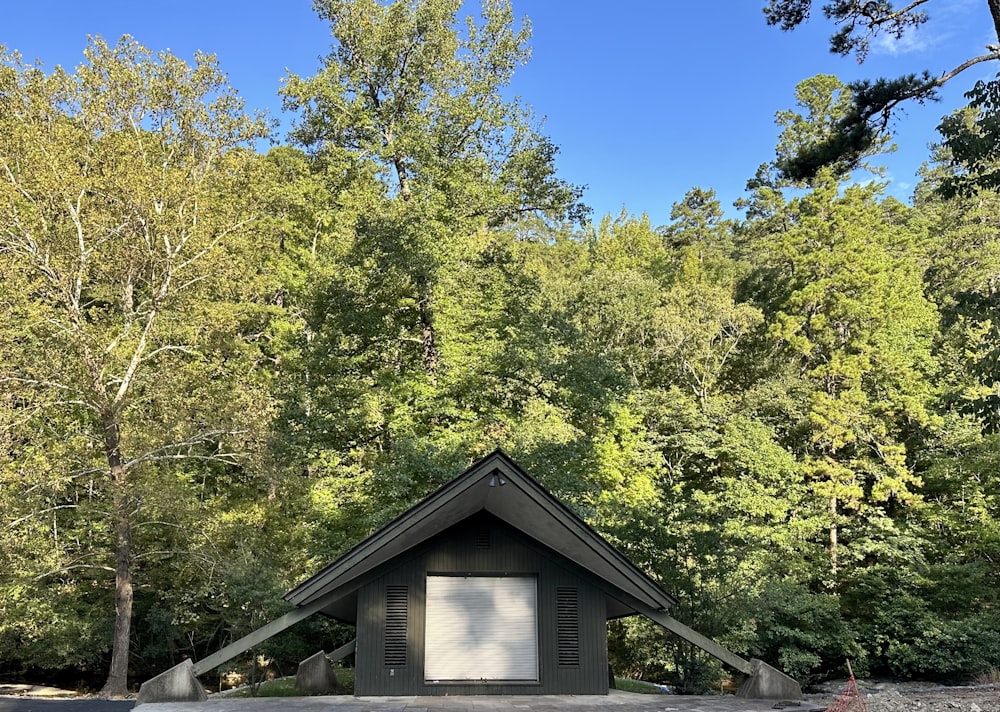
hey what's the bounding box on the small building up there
[137,450,802,703]
[282,450,676,695]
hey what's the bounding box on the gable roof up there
[284,450,676,615]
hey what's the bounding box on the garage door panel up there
[425,576,537,681]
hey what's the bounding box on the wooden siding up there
[353,512,609,696]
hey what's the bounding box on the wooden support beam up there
[191,597,332,676]
[325,639,356,663]
[636,604,753,675]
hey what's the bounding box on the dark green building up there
[283,451,677,696]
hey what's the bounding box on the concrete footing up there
[736,658,802,700]
[295,650,340,694]
[135,659,207,705]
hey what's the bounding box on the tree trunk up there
[392,157,411,202]
[416,277,439,380]
[829,494,838,581]
[989,0,1000,45]
[98,412,134,698]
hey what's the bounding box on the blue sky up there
[3,1,995,225]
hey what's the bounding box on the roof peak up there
[283,452,676,613]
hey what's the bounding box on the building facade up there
[283,451,677,696]
[353,512,611,695]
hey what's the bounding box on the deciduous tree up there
[276,0,588,533]
[0,37,269,695]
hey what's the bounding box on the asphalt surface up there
[0,692,828,712]
[0,700,133,712]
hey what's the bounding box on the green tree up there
[282,0,585,224]
[740,75,896,221]
[938,79,1000,197]
[282,0,585,368]
[761,0,1000,180]
[752,174,939,583]
[275,0,588,544]
[0,37,270,694]
[776,74,894,186]
[916,140,1000,433]
[551,204,823,688]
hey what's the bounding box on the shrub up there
[748,581,864,684]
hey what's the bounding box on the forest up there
[1,0,998,698]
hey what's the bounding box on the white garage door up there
[424,575,538,681]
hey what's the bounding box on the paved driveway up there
[0,699,133,712]
[139,691,827,711]
[1,691,828,712]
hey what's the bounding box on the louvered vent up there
[474,529,491,549]
[384,585,408,667]
[556,587,580,667]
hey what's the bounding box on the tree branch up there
[0,376,76,391]
[6,505,80,530]
[176,216,258,273]
[866,0,929,27]
[140,344,198,362]
[133,549,215,564]
[33,563,116,581]
[936,50,1000,86]
[123,432,247,471]
[128,452,245,467]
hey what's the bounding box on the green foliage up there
[281,0,587,226]
[228,669,356,697]
[768,74,903,184]
[763,1,928,62]
[749,581,863,684]
[746,174,939,583]
[917,152,1000,433]
[776,74,938,183]
[761,1,1000,181]
[886,620,1000,680]
[0,36,299,691]
[245,678,300,697]
[609,617,725,693]
[939,79,1000,197]
[2,0,1000,695]
[843,562,1000,679]
[272,0,594,565]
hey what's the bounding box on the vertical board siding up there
[354,582,378,695]
[355,512,609,695]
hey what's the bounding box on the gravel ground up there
[863,686,1000,711]
[808,681,1000,712]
